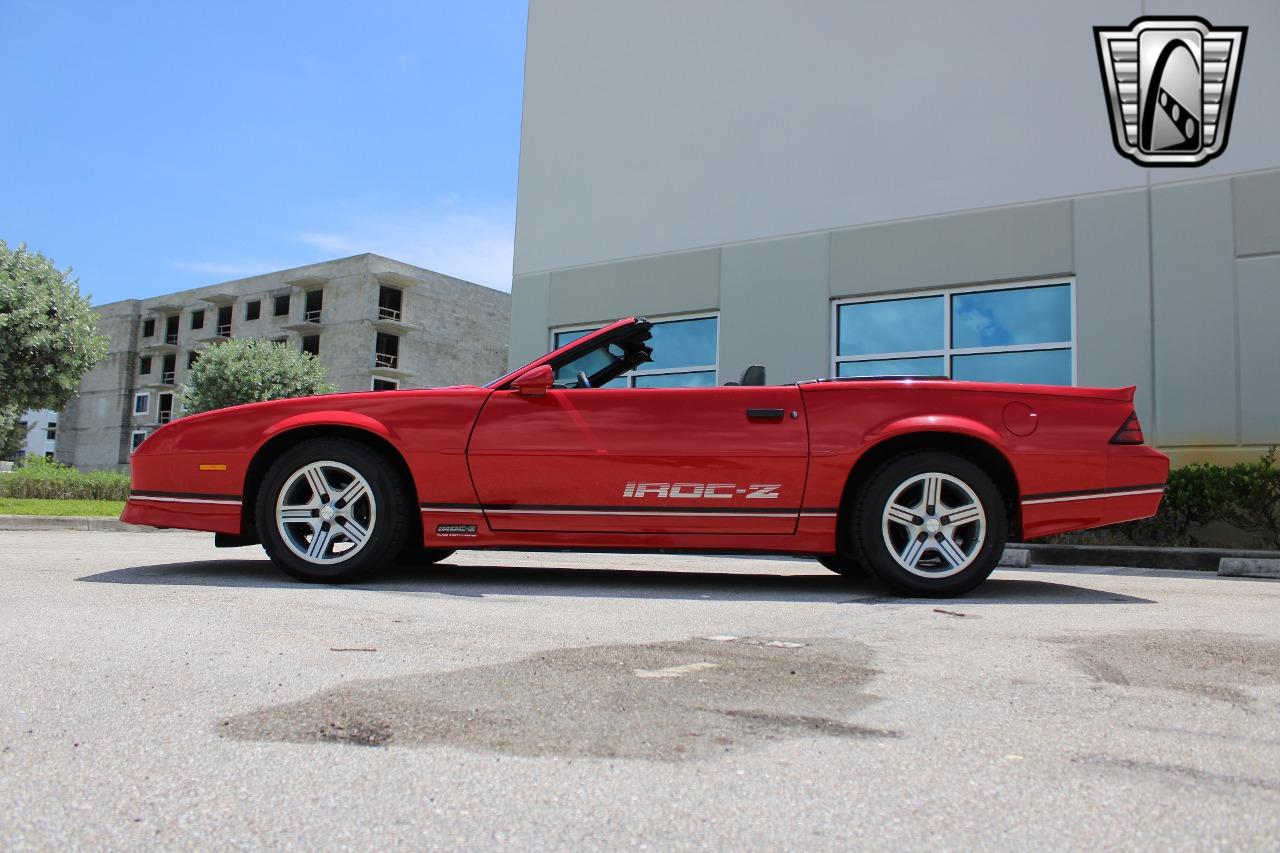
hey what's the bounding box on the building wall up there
[514,0,1280,276]
[509,169,1280,467]
[59,254,510,471]
[57,301,140,469]
[511,1,1280,466]
[371,256,513,388]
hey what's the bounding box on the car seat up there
[725,365,766,386]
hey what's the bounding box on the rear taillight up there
[1110,410,1145,445]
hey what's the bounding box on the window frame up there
[245,300,262,321]
[161,354,177,385]
[377,285,404,321]
[371,377,400,391]
[374,331,400,369]
[157,392,175,425]
[549,311,720,388]
[133,392,150,416]
[130,430,147,453]
[830,278,1076,384]
[304,289,324,323]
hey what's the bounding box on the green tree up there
[0,241,109,412]
[180,338,338,415]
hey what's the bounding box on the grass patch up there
[0,497,126,517]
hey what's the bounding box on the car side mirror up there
[512,364,555,397]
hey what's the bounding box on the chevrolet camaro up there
[122,316,1169,596]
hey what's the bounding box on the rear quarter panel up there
[799,380,1140,529]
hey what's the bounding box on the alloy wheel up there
[275,460,377,564]
[880,471,986,579]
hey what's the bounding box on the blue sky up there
[0,1,528,304]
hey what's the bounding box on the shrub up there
[0,456,130,501]
[180,338,337,415]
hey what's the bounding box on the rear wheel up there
[256,439,411,583]
[851,451,1006,597]
[817,554,864,576]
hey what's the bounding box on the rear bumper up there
[1021,445,1169,540]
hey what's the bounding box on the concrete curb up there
[1013,542,1280,572]
[998,548,1030,568]
[0,515,157,532]
[1218,558,1280,579]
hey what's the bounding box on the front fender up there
[259,411,402,449]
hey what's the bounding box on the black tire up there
[817,554,865,577]
[255,438,412,583]
[851,451,1007,597]
[398,547,456,567]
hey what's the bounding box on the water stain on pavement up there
[1072,754,1280,793]
[1059,630,1280,703]
[219,637,889,759]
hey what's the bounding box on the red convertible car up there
[123,317,1168,596]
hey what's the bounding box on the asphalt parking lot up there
[1,530,1278,850]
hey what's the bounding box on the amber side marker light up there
[198,464,228,471]
[1110,411,1145,445]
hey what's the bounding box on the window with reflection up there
[552,315,718,388]
[834,282,1072,385]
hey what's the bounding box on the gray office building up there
[508,1,1280,467]
[58,254,510,470]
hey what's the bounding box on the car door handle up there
[746,408,785,421]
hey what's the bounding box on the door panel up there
[467,386,808,534]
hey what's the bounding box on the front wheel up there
[256,438,411,583]
[398,547,456,567]
[851,451,1007,597]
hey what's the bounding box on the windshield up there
[554,342,629,388]
[487,318,653,389]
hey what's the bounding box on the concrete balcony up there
[370,311,418,334]
[369,364,414,381]
[284,317,323,333]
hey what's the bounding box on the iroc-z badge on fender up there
[622,482,781,500]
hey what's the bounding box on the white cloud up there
[295,201,515,292]
[170,259,284,278]
[169,199,515,291]
[296,232,355,254]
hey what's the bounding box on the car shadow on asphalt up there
[76,559,1155,605]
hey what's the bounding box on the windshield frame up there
[486,317,648,389]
